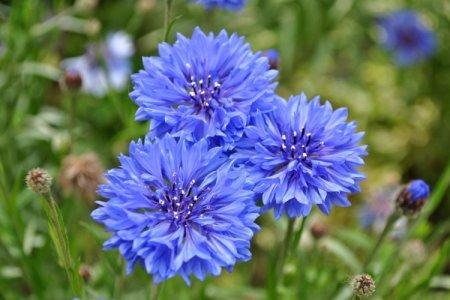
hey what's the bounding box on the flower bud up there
[26,168,52,195]
[396,179,430,216]
[262,49,279,70]
[310,219,328,239]
[350,274,375,298]
[78,264,91,283]
[63,69,82,90]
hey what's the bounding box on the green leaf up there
[320,237,362,272]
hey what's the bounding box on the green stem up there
[68,93,75,153]
[412,158,450,234]
[42,191,82,297]
[377,159,450,290]
[163,0,173,42]
[291,216,307,254]
[276,219,296,289]
[295,217,308,300]
[363,212,399,271]
[151,282,164,300]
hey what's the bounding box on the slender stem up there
[42,191,82,296]
[291,216,307,254]
[363,212,399,271]
[377,159,450,290]
[276,219,296,287]
[68,93,75,153]
[163,0,173,42]
[295,217,308,300]
[151,282,164,300]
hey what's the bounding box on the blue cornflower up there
[130,27,277,149]
[193,0,247,11]
[104,31,135,91]
[62,31,134,97]
[91,135,259,284]
[234,93,367,218]
[396,179,430,215]
[378,10,436,66]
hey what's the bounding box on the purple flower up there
[378,10,436,66]
[193,0,247,11]
[130,27,277,149]
[91,135,259,284]
[61,31,134,97]
[234,94,367,218]
[358,186,397,231]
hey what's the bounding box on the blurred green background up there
[0,0,449,299]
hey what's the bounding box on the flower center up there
[157,176,209,222]
[398,28,418,47]
[280,128,324,161]
[185,65,222,112]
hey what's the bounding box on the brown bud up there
[310,220,328,239]
[63,69,82,90]
[78,264,91,283]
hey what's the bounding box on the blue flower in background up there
[91,135,259,284]
[193,0,247,11]
[62,45,109,97]
[62,31,134,97]
[105,31,135,91]
[378,10,436,66]
[130,27,277,149]
[358,185,397,231]
[235,94,367,218]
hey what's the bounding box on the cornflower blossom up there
[92,135,259,284]
[235,94,367,218]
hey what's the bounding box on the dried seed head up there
[59,153,104,202]
[26,168,52,195]
[350,274,375,298]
